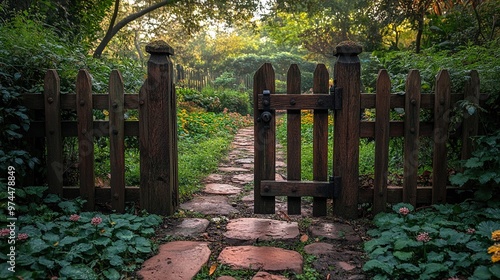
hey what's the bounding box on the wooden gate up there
[253,41,483,218]
[253,62,341,217]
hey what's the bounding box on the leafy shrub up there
[0,185,162,279]
[364,202,500,280]
[450,130,500,199]
[179,86,251,115]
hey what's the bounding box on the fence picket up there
[286,64,302,215]
[403,70,421,206]
[109,70,125,212]
[76,69,95,210]
[373,70,391,214]
[44,70,63,196]
[432,70,451,204]
[253,63,276,214]
[312,64,329,216]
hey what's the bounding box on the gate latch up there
[258,90,272,127]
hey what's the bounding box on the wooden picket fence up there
[253,41,485,218]
[21,41,179,215]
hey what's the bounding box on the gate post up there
[333,41,362,219]
[139,40,179,215]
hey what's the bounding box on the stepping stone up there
[204,174,224,182]
[310,223,361,243]
[204,184,241,195]
[218,167,250,172]
[224,218,299,245]
[137,241,210,280]
[180,196,239,215]
[304,242,335,255]
[218,246,303,274]
[232,174,253,184]
[252,272,288,280]
[164,218,209,238]
[235,158,254,164]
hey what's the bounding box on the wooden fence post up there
[109,70,126,212]
[253,63,276,214]
[76,69,95,211]
[333,41,362,219]
[139,40,178,215]
[403,70,421,207]
[432,70,451,204]
[44,70,63,196]
[313,64,329,216]
[373,70,391,214]
[286,64,302,215]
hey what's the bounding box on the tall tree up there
[93,0,261,58]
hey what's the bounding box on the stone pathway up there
[138,127,367,280]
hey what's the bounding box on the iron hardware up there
[258,90,272,127]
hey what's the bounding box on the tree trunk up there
[415,11,424,53]
[93,0,177,58]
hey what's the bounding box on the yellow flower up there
[53,241,59,247]
[493,252,500,263]
[488,244,500,254]
[103,110,109,116]
[492,230,500,241]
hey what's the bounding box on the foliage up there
[0,185,162,279]
[178,86,251,115]
[364,201,500,279]
[450,131,500,197]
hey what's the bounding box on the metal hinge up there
[331,81,342,110]
[330,176,342,198]
[258,90,272,128]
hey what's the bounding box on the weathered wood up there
[260,180,333,197]
[286,64,302,214]
[461,70,480,164]
[109,70,125,212]
[373,70,391,214]
[43,70,63,196]
[432,70,451,204]
[257,94,332,110]
[253,63,276,214]
[21,93,140,110]
[403,70,421,207]
[76,69,95,211]
[312,64,329,216]
[26,121,139,137]
[360,93,472,109]
[139,41,178,215]
[333,42,362,219]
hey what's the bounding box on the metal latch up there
[258,90,272,127]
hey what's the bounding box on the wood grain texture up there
[109,70,125,212]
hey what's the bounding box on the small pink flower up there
[0,228,10,237]
[416,232,431,243]
[91,216,102,226]
[466,228,475,234]
[69,214,80,222]
[399,207,410,216]
[17,233,29,241]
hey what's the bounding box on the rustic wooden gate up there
[253,41,482,218]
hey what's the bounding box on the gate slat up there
[403,70,421,206]
[44,70,63,196]
[373,70,391,213]
[76,69,95,211]
[109,70,125,212]
[254,63,276,214]
[286,64,302,215]
[432,70,451,204]
[312,64,329,216]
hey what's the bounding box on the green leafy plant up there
[450,131,500,200]
[0,185,162,279]
[364,202,500,280]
